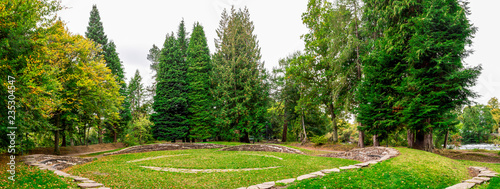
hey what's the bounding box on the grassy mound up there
[289,147,471,189]
[67,148,358,188]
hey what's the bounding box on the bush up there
[310,135,328,145]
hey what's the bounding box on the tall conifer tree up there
[85,5,130,142]
[212,7,269,142]
[151,30,189,141]
[187,23,212,141]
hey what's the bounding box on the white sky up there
[57,0,499,106]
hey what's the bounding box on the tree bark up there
[239,131,250,143]
[70,138,74,146]
[301,110,308,144]
[54,130,60,155]
[282,118,288,142]
[98,125,103,144]
[358,130,365,148]
[113,124,118,143]
[61,129,67,147]
[328,104,338,142]
[407,129,414,148]
[424,128,433,152]
[443,130,449,149]
[414,119,434,152]
[373,134,379,146]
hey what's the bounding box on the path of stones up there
[21,143,499,189]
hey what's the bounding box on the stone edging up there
[23,156,110,189]
[445,166,499,189]
[236,147,400,189]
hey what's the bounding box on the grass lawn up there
[0,155,78,189]
[67,148,358,188]
[288,147,472,189]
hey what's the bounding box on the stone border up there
[22,156,110,189]
[103,143,226,156]
[141,166,282,173]
[445,166,499,189]
[236,147,400,189]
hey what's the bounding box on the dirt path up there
[434,149,500,163]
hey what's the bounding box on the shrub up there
[310,135,328,145]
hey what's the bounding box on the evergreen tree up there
[128,69,145,118]
[85,5,108,50]
[212,7,269,142]
[151,32,189,141]
[186,22,213,141]
[358,0,481,151]
[85,5,131,142]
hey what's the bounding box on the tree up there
[151,31,189,141]
[488,97,500,132]
[148,44,162,82]
[128,69,145,119]
[359,0,481,152]
[296,0,363,142]
[186,22,213,141]
[212,7,269,142]
[460,105,496,144]
[86,5,130,143]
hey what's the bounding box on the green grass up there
[0,155,78,189]
[288,147,471,189]
[67,148,358,188]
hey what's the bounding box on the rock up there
[309,171,325,177]
[53,170,71,177]
[256,181,275,189]
[472,177,490,181]
[355,162,370,167]
[480,171,498,175]
[77,182,104,188]
[477,173,498,177]
[445,182,475,189]
[339,165,361,170]
[276,178,296,184]
[463,179,484,184]
[236,187,247,189]
[320,168,340,174]
[366,161,378,165]
[74,177,90,182]
[379,155,392,161]
[470,166,488,171]
[297,174,318,181]
[219,144,304,154]
[247,185,259,189]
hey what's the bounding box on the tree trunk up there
[301,110,307,144]
[373,134,379,146]
[54,114,61,155]
[113,125,118,143]
[443,130,449,149]
[239,131,250,143]
[424,128,433,152]
[98,125,103,144]
[407,129,414,148]
[414,123,434,152]
[358,130,365,148]
[61,129,67,147]
[328,104,338,142]
[282,118,288,142]
[70,138,74,146]
[54,130,60,155]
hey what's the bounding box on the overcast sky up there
[57,0,499,106]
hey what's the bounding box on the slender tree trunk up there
[443,130,449,149]
[373,134,379,146]
[70,138,74,146]
[328,104,338,142]
[85,126,89,147]
[54,114,61,155]
[301,110,307,144]
[54,130,60,155]
[358,125,364,148]
[282,115,288,142]
[98,125,103,144]
[407,129,414,148]
[61,130,66,147]
[113,124,118,143]
[424,128,433,152]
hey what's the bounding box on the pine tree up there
[187,22,212,141]
[151,32,189,141]
[212,7,269,142]
[128,69,145,118]
[85,5,131,142]
[358,0,481,151]
[85,5,108,50]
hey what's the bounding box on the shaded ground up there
[219,144,305,154]
[288,142,357,152]
[434,149,500,163]
[28,142,126,156]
